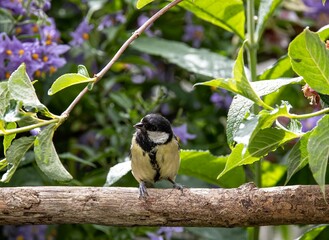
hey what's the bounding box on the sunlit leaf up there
[262,161,286,187]
[8,63,45,109]
[179,0,245,39]
[226,77,302,147]
[3,122,16,156]
[136,0,154,9]
[48,73,95,95]
[289,29,329,94]
[258,55,294,80]
[0,81,9,117]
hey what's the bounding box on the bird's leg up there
[167,177,184,193]
[139,181,149,199]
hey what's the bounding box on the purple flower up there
[40,18,61,45]
[3,225,48,240]
[210,91,232,109]
[182,12,204,48]
[0,0,51,16]
[98,12,126,31]
[70,19,94,46]
[303,0,329,18]
[147,227,183,240]
[173,124,196,145]
[301,115,323,132]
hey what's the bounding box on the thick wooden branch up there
[0,184,328,226]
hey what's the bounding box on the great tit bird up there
[130,113,183,198]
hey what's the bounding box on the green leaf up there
[34,124,73,182]
[258,55,294,80]
[0,81,9,117]
[219,129,298,178]
[226,77,302,147]
[48,73,95,95]
[285,131,311,185]
[297,225,328,240]
[289,29,329,95]
[1,136,35,183]
[8,63,44,109]
[179,0,245,39]
[308,115,329,196]
[255,0,283,42]
[195,44,272,110]
[132,37,234,78]
[179,150,245,188]
[3,122,16,156]
[104,160,132,186]
[77,65,90,78]
[136,0,154,9]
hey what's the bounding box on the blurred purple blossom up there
[70,19,94,46]
[210,90,232,109]
[0,33,69,80]
[173,124,196,145]
[98,12,126,31]
[3,225,48,240]
[303,0,329,18]
[182,12,204,48]
[0,0,51,16]
[301,115,323,132]
[147,227,184,240]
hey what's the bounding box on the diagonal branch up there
[61,0,183,118]
[1,184,329,226]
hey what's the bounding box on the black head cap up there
[134,114,173,134]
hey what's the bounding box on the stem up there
[289,107,329,119]
[61,0,183,118]
[246,0,260,239]
[0,118,59,136]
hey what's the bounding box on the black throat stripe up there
[148,151,160,182]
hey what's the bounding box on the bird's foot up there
[138,181,149,199]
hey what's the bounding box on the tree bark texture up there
[0,184,328,226]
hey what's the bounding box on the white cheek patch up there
[147,131,169,144]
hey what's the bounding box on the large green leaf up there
[195,44,271,110]
[289,29,329,95]
[226,77,302,147]
[8,63,45,109]
[285,131,311,185]
[219,128,298,178]
[34,124,73,182]
[136,0,154,9]
[48,73,95,95]
[132,37,234,78]
[255,0,283,43]
[308,115,329,195]
[3,122,16,156]
[179,150,245,188]
[179,0,245,39]
[1,136,35,183]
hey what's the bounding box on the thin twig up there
[61,0,183,118]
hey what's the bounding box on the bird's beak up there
[134,122,144,129]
